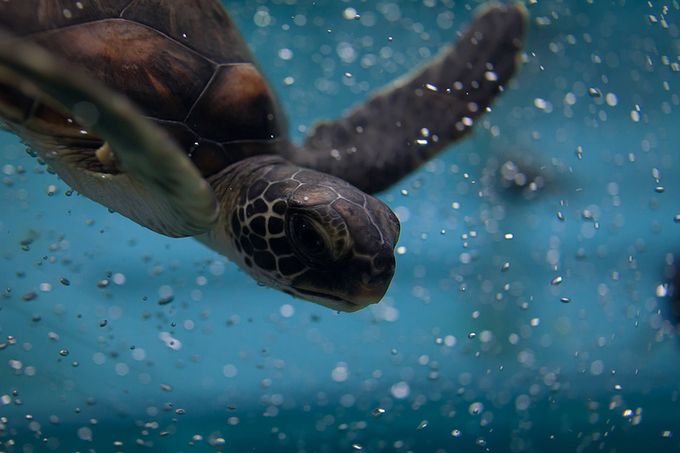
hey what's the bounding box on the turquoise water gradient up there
[1,0,680,451]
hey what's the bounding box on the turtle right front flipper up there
[294,4,527,194]
[0,30,218,237]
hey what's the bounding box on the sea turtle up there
[0,1,526,312]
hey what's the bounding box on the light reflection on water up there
[1,0,680,451]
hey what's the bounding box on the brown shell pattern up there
[0,0,285,176]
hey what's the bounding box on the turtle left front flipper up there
[0,30,218,237]
[293,4,527,194]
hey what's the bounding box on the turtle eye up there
[289,214,331,262]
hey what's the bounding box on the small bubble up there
[575,146,584,159]
[468,332,477,339]
[674,214,680,223]
[550,276,563,285]
[59,348,69,357]
[655,186,665,193]
[371,407,386,417]
[96,279,109,289]
[560,297,571,304]
[501,262,510,272]
[60,277,71,286]
[662,431,672,438]
[352,444,363,451]
[417,420,429,430]
[468,402,484,415]
[656,284,668,298]
[588,87,602,97]
[22,292,38,302]
[451,429,462,437]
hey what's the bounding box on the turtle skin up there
[0,0,286,177]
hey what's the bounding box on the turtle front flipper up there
[294,4,527,194]
[0,31,218,237]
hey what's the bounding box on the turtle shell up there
[0,0,286,177]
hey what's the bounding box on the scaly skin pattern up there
[198,155,400,312]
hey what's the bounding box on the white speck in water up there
[331,363,349,382]
[279,304,294,318]
[484,71,498,81]
[417,420,429,430]
[551,276,563,285]
[159,332,182,350]
[590,360,604,376]
[78,426,92,441]
[656,284,669,297]
[560,297,571,304]
[371,407,386,417]
[468,402,484,415]
[278,48,293,60]
[451,429,462,437]
[390,381,410,399]
[58,349,69,357]
[662,431,673,438]
[343,7,358,20]
[504,233,514,240]
[223,364,238,378]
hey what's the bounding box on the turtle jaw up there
[291,288,362,313]
[290,261,395,312]
[290,286,388,313]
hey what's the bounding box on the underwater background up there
[1,0,680,451]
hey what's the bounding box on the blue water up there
[1,0,680,451]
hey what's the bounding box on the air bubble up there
[550,276,563,285]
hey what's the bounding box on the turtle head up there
[207,157,400,312]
